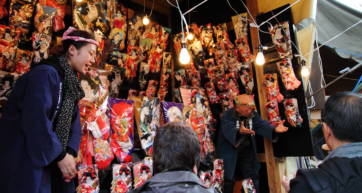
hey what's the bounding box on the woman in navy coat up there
[0,27,98,193]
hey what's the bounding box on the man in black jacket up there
[284,92,362,193]
[131,122,217,193]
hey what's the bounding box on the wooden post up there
[246,0,282,193]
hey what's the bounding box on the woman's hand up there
[57,153,77,182]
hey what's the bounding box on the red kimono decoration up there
[76,164,100,193]
[205,81,220,104]
[0,72,18,113]
[175,69,188,88]
[213,159,224,193]
[225,50,241,75]
[111,163,133,193]
[226,76,240,101]
[183,89,215,158]
[220,92,234,112]
[78,129,94,167]
[127,15,142,50]
[284,98,303,127]
[185,107,213,158]
[188,33,204,62]
[33,3,55,63]
[199,170,214,188]
[93,138,114,170]
[86,98,111,140]
[0,45,16,72]
[213,23,234,51]
[264,73,284,103]
[235,37,252,62]
[200,24,215,53]
[140,24,159,53]
[0,25,20,47]
[38,0,67,32]
[109,99,134,163]
[148,45,163,73]
[139,84,160,156]
[0,25,21,72]
[173,34,182,57]
[15,49,33,74]
[0,0,8,19]
[269,22,293,59]
[158,52,172,101]
[159,27,170,51]
[265,101,283,127]
[133,157,153,189]
[78,100,96,167]
[232,13,252,62]
[73,0,100,32]
[242,178,256,193]
[239,62,254,94]
[277,58,301,90]
[9,0,35,31]
[125,48,142,79]
[109,11,127,51]
[189,66,202,89]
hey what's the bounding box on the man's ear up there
[322,122,332,141]
[192,165,198,174]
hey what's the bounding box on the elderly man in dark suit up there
[216,94,288,193]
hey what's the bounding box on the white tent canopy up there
[316,0,362,62]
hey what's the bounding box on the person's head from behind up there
[321,92,362,149]
[153,122,200,174]
[62,27,98,75]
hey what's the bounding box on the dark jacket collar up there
[147,170,206,187]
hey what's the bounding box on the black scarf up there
[37,56,85,149]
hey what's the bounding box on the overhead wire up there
[150,0,155,17]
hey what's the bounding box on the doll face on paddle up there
[68,43,97,74]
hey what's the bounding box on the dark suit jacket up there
[216,108,274,180]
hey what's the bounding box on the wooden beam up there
[246,0,282,193]
[129,0,172,16]
[257,153,266,162]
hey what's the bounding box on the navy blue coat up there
[216,109,274,181]
[0,65,81,193]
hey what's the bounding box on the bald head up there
[234,94,255,106]
[234,94,256,117]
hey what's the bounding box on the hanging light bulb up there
[143,16,150,25]
[179,42,191,65]
[76,0,83,2]
[255,45,265,66]
[301,65,310,78]
[187,33,194,41]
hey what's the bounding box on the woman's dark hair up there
[153,122,200,174]
[321,92,362,142]
[62,30,95,54]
